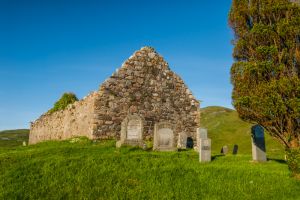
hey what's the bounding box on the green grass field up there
[0,139,299,200]
[0,107,298,199]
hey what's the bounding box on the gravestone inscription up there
[199,138,211,162]
[251,125,267,162]
[154,122,175,151]
[117,115,143,147]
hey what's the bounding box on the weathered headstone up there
[221,145,228,155]
[199,138,211,162]
[177,132,187,149]
[154,122,175,151]
[117,114,143,147]
[232,144,238,155]
[251,125,267,162]
[22,141,27,146]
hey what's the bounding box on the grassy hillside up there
[201,106,285,159]
[0,129,29,148]
[0,139,299,200]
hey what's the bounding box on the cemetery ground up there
[0,106,299,199]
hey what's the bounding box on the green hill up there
[0,129,29,148]
[201,106,284,159]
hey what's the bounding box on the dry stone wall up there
[29,92,99,144]
[30,47,200,147]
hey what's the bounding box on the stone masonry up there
[30,47,201,149]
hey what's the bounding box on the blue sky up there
[0,0,233,130]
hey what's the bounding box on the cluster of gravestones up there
[116,114,196,151]
[199,124,267,163]
[220,145,238,155]
[116,115,267,163]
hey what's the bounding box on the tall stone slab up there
[199,138,211,163]
[196,128,207,150]
[251,125,267,162]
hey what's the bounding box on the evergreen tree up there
[229,0,300,167]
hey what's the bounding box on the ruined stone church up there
[30,47,200,150]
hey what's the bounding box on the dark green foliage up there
[229,0,300,153]
[1,140,300,199]
[48,93,78,114]
[286,148,300,176]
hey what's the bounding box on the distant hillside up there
[201,106,284,158]
[0,129,29,148]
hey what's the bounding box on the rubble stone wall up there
[29,92,99,144]
[92,47,200,143]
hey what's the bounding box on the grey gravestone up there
[232,144,238,155]
[154,122,175,151]
[117,114,143,148]
[199,138,211,162]
[196,128,208,150]
[221,145,229,155]
[177,132,187,149]
[251,125,267,162]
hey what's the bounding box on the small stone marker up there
[198,128,211,163]
[22,141,27,146]
[232,144,238,155]
[221,145,229,155]
[251,125,267,162]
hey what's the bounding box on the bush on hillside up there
[48,92,78,114]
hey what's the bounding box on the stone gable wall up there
[92,47,200,143]
[29,92,99,144]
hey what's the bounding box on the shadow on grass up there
[268,158,287,164]
[212,154,225,161]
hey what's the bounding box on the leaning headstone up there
[232,144,238,155]
[199,138,211,162]
[221,145,229,155]
[251,125,267,162]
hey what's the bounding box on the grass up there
[0,139,299,200]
